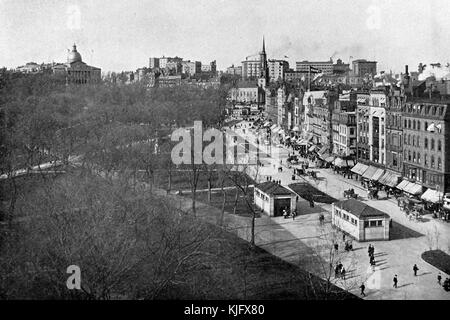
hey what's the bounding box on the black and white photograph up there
[1,0,450,308]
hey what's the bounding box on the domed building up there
[52,44,101,84]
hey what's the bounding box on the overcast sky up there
[1,0,449,73]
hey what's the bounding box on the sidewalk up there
[232,120,450,299]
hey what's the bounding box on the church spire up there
[262,36,266,54]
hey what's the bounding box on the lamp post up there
[436,184,442,218]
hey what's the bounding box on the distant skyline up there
[1,0,450,73]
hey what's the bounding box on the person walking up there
[342,233,346,242]
[438,273,442,285]
[413,264,419,276]
[341,267,346,280]
[368,244,372,257]
[360,283,366,297]
[334,243,339,252]
[393,275,398,288]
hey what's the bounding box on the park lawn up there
[421,250,450,275]
[161,218,358,300]
[155,169,256,192]
[194,187,261,218]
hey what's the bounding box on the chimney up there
[405,65,409,75]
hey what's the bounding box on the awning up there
[371,168,385,181]
[272,126,281,133]
[378,171,401,187]
[396,180,410,191]
[361,165,378,180]
[333,157,346,167]
[324,155,336,163]
[308,145,317,152]
[270,124,277,130]
[351,163,369,175]
[421,189,444,203]
[292,126,300,132]
[404,182,423,196]
[317,145,329,156]
[346,159,356,167]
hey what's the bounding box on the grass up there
[421,250,450,275]
[161,220,358,300]
[155,169,256,192]
[194,187,261,218]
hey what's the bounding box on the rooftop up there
[255,181,294,196]
[333,199,390,219]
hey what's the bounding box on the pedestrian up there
[292,209,296,220]
[370,255,375,266]
[334,243,339,252]
[360,283,366,297]
[393,275,398,288]
[341,267,346,280]
[343,233,346,242]
[335,265,339,278]
[413,264,419,276]
[438,273,442,285]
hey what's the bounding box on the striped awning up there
[396,180,409,191]
[324,155,336,163]
[351,162,369,175]
[361,165,378,180]
[404,182,423,196]
[371,168,385,181]
[378,171,401,187]
[421,189,444,203]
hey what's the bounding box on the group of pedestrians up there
[334,262,346,280]
[368,244,376,268]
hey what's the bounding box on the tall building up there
[268,59,289,82]
[402,99,450,193]
[52,44,101,84]
[385,86,405,174]
[332,92,357,157]
[296,60,334,75]
[242,38,268,81]
[352,59,377,77]
[149,57,160,69]
[226,64,242,76]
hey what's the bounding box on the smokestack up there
[405,65,409,75]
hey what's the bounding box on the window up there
[408,120,411,128]
[377,220,383,227]
[431,139,435,150]
[424,138,428,149]
[424,154,428,166]
[404,119,407,128]
[438,140,442,151]
[408,135,411,145]
[369,221,377,227]
[431,156,435,168]
[438,158,442,170]
[364,221,369,228]
[418,121,421,130]
[408,150,411,161]
[413,151,416,162]
[417,136,420,147]
[425,121,428,130]
[413,120,416,130]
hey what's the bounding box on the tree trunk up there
[233,188,239,215]
[207,178,212,202]
[191,187,196,215]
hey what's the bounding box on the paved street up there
[228,120,450,299]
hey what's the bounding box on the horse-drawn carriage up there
[343,188,358,199]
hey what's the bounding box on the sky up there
[1,0,450,73]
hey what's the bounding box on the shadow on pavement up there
[390,221,424,240]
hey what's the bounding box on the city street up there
[229,120,450,299]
